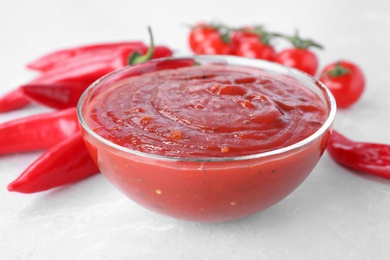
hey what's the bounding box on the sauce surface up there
[86,64,328,158]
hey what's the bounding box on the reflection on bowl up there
[77,55,336,222]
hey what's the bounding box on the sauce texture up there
[86,64,327,158]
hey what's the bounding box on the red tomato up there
[235,39,276,61]
[188,24,219,53]
[319,60,365,108]
[195,33,236,55]
[275,48,319,76]
[231,28,260,46]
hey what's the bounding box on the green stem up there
[128,26,155,65]
[282,30,323,50]
[328,62,351,77]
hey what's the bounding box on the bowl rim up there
[77,55,337,162]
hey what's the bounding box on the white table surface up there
[1,0,390,259]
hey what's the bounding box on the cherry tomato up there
[275,48,319,76]
[319,60,365,108]
[188,24,219,53]
[235,38,276,61]
[275,32,323,76]
[195,33,236,55]
[231,28,261,46]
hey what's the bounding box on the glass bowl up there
[77,55,336,223]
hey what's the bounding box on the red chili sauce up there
[86,65,327,158]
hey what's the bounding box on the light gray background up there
[1,0,390,259]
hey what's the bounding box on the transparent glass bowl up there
[77,55,336,222]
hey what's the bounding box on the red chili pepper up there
[7,132,100,193]
[29,46,139,85]
[22,57,194,111]
[0,107,79,155]
[0,47,133,113]
[1,27,173,113]
[28,44,173,84]
[20,82,90,109]
[138,45,173,60]
[15,28,173,110]
[18,45,172,109]
[327,130,390,179]
[27,41,146,72]
[0,45,172,112]
[0,88,30,112]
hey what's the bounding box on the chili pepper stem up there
[128,26,155,65]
